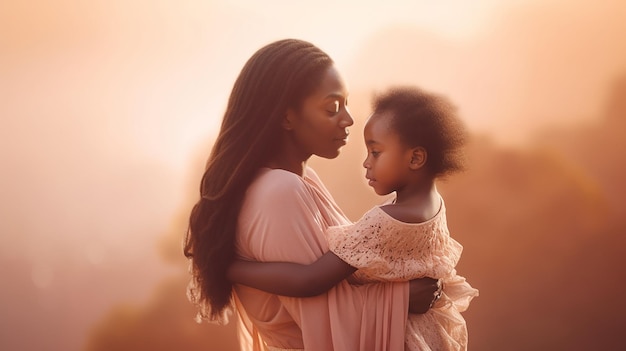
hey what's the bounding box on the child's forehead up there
[365,111,395,129]
[364,115,403,140]
[369,109,398,120]
[365,112,419,149]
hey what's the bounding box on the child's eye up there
[371,151,380,157]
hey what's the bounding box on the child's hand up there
[408,277,440,314]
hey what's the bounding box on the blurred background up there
[1,0,625,350]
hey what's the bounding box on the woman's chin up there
[317,149,342,159]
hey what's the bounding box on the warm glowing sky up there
[2,0,625,172]
[1,1,626,350]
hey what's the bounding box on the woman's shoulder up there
[249,168,309,197]
[243,168,322,222]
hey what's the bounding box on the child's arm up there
[229,252,442,313]
[228,251,356,297]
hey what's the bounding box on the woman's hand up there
[408,277,441,314]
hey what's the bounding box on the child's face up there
[362,113,413,195]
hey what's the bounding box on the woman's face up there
[286,65,354,159]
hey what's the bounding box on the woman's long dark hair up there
[184,39,333,321]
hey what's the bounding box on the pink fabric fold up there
[232,167,410,351]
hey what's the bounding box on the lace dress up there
[326,199,479,351]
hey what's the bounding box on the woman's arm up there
[229,251,440,312]
[228,251,356,297]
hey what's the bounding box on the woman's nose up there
[340,109,354,127]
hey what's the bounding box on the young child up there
[228,86,479,351]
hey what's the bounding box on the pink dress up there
[231,167,410,351]
[326,200,479,351]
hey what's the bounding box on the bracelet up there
[429,279,444,308]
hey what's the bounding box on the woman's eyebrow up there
[324,92,346,100]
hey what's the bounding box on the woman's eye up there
[327,100,339,114]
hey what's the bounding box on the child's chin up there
[372,188,387,196]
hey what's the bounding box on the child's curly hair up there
[372,86,468,178]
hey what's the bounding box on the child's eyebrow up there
[365,139,379,145]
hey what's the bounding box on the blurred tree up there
[84,276,239,351]
[440,73,626,350]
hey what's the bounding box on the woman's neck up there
[265,133,313,176]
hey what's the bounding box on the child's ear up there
[409,147,427,170]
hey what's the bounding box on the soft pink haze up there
[1,1,625,350]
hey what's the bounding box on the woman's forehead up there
[311,65,348,100]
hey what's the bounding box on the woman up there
[184,38,440,351]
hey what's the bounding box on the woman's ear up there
[409,147,427,170]
[282,109,295,131]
